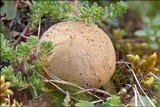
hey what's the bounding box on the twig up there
[43,66,102,100]
[44,80,67,94]
[37,19,41,39]
[132,86,137,106]
[150,72,160,81]
[117,38,144,44]
[116,61,131,65]
[92,99,103,104]
[18,83,32,91]
[10,24,29,46]
[43,67,62,81]
[122,60,156,107]
[74,88,112,96]
[7,94,11,105]
[73,0,79,16]
[133,84,145,107]
[15,0,20,10]
[0,17,7,21]
[45,79,102,100]
[47,80,80,102]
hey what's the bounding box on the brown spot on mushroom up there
[90,39,94,42]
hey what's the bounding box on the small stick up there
[10,24,29,46]
[37,19,41,39]
[133,84,145,107]
[73,0,79,16]
[92,99,103,104]
[74,88,112,97]
[43,66,102,100]
[150,72,160,81]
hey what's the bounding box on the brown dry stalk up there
[10,24,29,46]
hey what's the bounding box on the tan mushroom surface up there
[40,21,116,88]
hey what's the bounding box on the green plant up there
[78,2,104,23]
[38,40,53,63]
[0,34,53,99]
[103,1,128,19]
[1,66,27,88]
[103,95,124,107]
[0,34,38,62]
[134,15,160,50]
[28,1,128,29]
[28,1,73,30]
[0,34,16,61]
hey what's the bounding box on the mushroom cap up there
[40,21,116,88]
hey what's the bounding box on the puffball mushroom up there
[40,21,116,88]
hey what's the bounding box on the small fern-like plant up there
[0,33,53,99]
[28,1,128,30]
[28,1,73,30]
